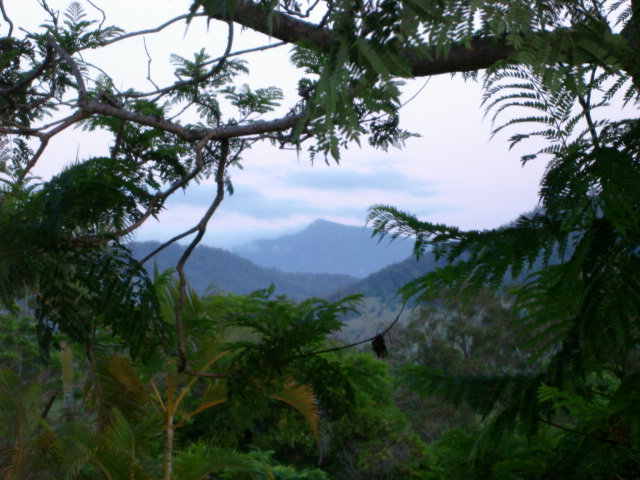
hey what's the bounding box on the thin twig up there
[98,13,207,47]
[143,37,160,90]
[288,301,407,360]
[125,41,286,100]
[0,0,13,37]
[122,20,235,100]
[204,40,287,66]
[140,229,199,266]
[85,0,106,30]
[38,0,59,29]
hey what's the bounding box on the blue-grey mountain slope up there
[231,219,414,278]
[130,241,356,300]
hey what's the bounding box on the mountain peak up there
[308,218,339,226]
[305,218,357,234]
[232,219,412,277]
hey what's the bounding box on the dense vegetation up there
[130,241,358,300]
[1,0,639,478]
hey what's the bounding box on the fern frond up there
[173,443,271,480]
[367,204,462,258]
[402,365,551,439]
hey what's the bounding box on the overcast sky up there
[10,0,548,249]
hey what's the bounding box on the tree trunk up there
[162,415,174,480]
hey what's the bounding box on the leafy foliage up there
[0,1,285,361]
[367,14,640,475]
[3,0,640,477]
[0,282,368,479]
[0,183,167,359]
[0,369,61,479]
[245,350,434,480]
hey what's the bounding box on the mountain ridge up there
[130,241,357,300]
[129,219,432,302]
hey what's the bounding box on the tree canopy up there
[1,0,638,358]
[1,0,640,476]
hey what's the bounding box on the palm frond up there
[269,380,321,450]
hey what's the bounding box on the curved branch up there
[16,138,48,183]
[98,13,208,47]
[139,142,248,264]
[202,0,518,76]
[84,100,305,141]
[0,0,14,37]
[47,38,87,105]
[206,40,287,64]
[12,109,89,182]
[205,1,635,79]
[0,43,56,95]
[110,155,206,239]
[139,228,198,265]
[175,137,230,373]
[85,0,106,30]
[208,0,334,50]
[143,37,160,90]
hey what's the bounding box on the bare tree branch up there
[84,100,305,141]
[37,0,59,29]
[47,39,88,105]
[98,13,208,47]
[203,40,287,65]
[85,0,106,30]
[15,109,89,182]
[143,37,160,91]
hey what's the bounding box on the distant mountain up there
[231,219,414,278]
[130,241,357,300]
[333,206,557,304]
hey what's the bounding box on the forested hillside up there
[131,241,357,299]
[2,0,640,478]
[333,251,439,301]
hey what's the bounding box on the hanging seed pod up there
[372,334,387,358]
